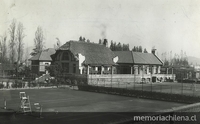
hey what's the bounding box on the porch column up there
[134,65,138,75]
[87,65,90,75]
[131,66,133,74]
[151,66,154,74]
[101,66,104,75]
[166,68,169,75]
[157,66,161,74]
[146,66,149,74]
[111,66,113,74]
[172,68,174,81]
[153,66,156,74]
[150,66,153,82]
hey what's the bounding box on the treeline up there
[0,18,62,65]
[0,19,26,64]
[109,41,129,51]
[78,36,149,53]
[162,51,189,66]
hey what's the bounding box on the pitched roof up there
[132,52,163,65]
[29,48,56,61]
[58,41,116,65]
[114,51,163,65]
[113,51,133,64]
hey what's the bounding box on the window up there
[73,64,76,73]
[62,63,69,73]
[45,63,49,65]
[62,52,70,60]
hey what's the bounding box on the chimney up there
[151,48,156,55]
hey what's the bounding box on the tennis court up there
[0,88,184,124]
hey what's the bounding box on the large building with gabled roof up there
[29,40,175,83]
[51,40,117,75]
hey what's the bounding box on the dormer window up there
[62,52,70,60]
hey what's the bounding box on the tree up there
[79,36,83,41]
[31,26,45,56]
[16,22,25,64]
[82,37,86,42]
[122,44,130,51]
[139,46,142,52]
[86,39,90,43]
[110,40,114,51]
[103,39,108,46]
[132,46,136,52]
[117,42,122,51]
[99,39,102,44]
[9,19,17,64]
[143,48,148,53]
[0,33,8,63]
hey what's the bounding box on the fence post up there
[118,79,119,88]
[160,85,162,92]
[4,97,6,109]
[171,86,172,94]
[193,87,195,96]
[181,81,183,95]
[142,79,143,91]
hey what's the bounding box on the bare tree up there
[9,19,17,64]
[16,22,25,64]
[24,45,30,66]
[0,33,8,63]
[31,26,45,56]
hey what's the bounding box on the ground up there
[0,87,184,124]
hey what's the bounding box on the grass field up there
[0,88,185,124]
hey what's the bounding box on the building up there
[29,48,56,75]
[51,40,175,84]
[51,40,117,75]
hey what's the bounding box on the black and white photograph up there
[0,0,200,123]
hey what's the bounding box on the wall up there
[88,74,176,85]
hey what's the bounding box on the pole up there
[151,66,152,92]
[142,66,143,91]
[4,97,6,109]
[111,66,113,88]
[181,73,183,95]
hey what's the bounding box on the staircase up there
[35,73,50,83]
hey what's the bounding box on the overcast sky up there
[0,0,200,58]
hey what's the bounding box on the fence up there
[88,74,199,97]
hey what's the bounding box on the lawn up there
[0,88,184,124]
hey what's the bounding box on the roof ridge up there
[131,51,135,65]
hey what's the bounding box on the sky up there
[0,0,200,58]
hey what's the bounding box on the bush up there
[13,80,23,88]
[0,84,4,89]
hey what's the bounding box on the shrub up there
[0,84,4,89]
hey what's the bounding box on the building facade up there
[29,48,56,76]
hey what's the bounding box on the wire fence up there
[87,76,199,97]
[0,63,199,97]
